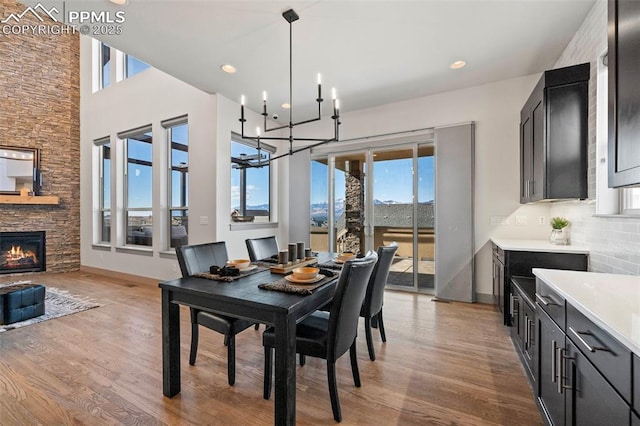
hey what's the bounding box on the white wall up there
[288,74,553,299]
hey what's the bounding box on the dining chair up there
[317,242,398,361]
[361,242,398,360]
[245,236,279,262]
[175,241,255,386]
[262,251,378,422]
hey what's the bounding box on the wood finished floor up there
[0,271,543,425]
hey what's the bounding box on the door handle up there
[536,294,560,306]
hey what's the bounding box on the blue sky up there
[311,155,434,205]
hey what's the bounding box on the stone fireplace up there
[0,231,46,274]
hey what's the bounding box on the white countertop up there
[532,268,640,356]
[491,238,589,254]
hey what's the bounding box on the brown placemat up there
[193,265,268,282]
[258,275,334,295]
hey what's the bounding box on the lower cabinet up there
[511,277,536,383]
[538,308,565,425]
[565,339,629,426]
[536,278,633,425]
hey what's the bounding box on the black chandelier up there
[239,8,341,165]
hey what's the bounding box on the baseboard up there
[474,292,494,305]
[79,265,158,286]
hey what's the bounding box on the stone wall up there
[0,0,80,273]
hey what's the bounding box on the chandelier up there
[239,9,341,165]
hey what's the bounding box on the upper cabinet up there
[520,63,590,203]
[608,0,640,188]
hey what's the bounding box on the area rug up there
[0,281,100,333]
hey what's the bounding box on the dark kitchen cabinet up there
[608,0,640,188]
[520,63,589,203]
[536,276,634,426]
[565,339,630,426]
[492,243,588,326]
[511,277,536,384]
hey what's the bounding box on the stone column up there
[343,160,364,253]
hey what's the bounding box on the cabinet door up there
[565,339,629,426]
[521,116,533,203]
[523,302,536,381]
[493,256,500,308]
[608,0,640,187]
[531,99,545,201]
[538,310,565,425]
[511,290,522,349]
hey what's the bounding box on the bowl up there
[227,259,251,270]
[338,252,356,261]
[292,267,319,280]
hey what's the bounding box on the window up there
[100,43,111,88]
[165,118,188,248]
[230,136,274,222]
[622,188,640,214]
[120,127,153,246]
[125,54,150,78]
[96,138,111,243]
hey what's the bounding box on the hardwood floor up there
[0,271,542,425]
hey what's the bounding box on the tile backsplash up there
[550,201,640,275]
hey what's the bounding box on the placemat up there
[258,275,335,295]
[317,261,344,270]
[193,265,268,282]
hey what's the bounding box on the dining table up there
[159,252,341,425]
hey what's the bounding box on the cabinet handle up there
[536,294,559,306]
[557,348,574,394]
[528,318,535,348]
[551,340,558,383]
[569,327,611,353]
[530,179,535,196]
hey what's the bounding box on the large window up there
[96,138,111,243]
[166,118,188,248]
[122,127,153,246]
[230,137,274,222]
[125,54,150,78]
[100,43,111,89]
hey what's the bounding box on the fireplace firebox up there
[0,231,46,274]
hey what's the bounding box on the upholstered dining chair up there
[175,241,255,386]
[317,242,398,361]
[361,242,398,361]
[245,236,279,262]
[262,251,378,422]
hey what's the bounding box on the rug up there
[0,281,100,333]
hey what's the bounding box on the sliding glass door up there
[310,142,435,293]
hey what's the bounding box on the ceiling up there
[50,0,596,120]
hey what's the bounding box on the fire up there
[6,245,37,263]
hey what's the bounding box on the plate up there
[285,274,325,284]
[239,265,258,273]
[332,258,345,264]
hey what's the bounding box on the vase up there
[550,228,569,245]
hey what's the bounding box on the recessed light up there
[450,60,466,69]
[109,0,128,5]
[281,103,290,109]
[220,64,237,74]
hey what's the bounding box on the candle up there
[331,87,337,100]
[263,91,267,101]
[317,73,322,85]
[256,127,261,137]
[241,95,245,105]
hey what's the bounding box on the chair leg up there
[227,334,236,386]
[377,309,387,342]
[263,346,272,400]
[327,361,342,422]
[371,314,378,329]
[223,335,229,346]
[189,310,199,366]
[255,323,260,330]
[299,354,306,366]
[349,341,361,388]
[364,316,376,361]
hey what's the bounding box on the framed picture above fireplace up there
[0,146,40,195]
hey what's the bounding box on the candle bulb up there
[331,87,337,100]
[317,73,322,100]
[240,95,245,121]
[317,73,322,85]
[335,99,340,112]
[241,95,245,106]
[256,127,260,137]
[263,91,267,101]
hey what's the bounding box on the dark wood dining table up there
[159,253,339,425]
